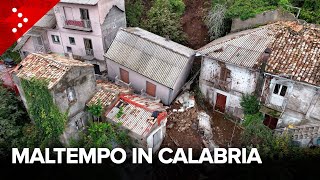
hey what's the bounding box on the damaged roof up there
[87,81,133,109]
[266,21,320,86]
[16,53,93,89]
[198,26,275,69]
[106,94,167,138]
[105,27,195,89]
[198,21,320,86]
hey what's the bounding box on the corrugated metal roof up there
[16,53,93,89]
[105,27,195,88]
[60,0,100,5]
[198,26,275,69]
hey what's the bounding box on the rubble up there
[198,112,218,151]
[175,91,196,110]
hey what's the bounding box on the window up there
[69,37,75,45]
[75,118,84,130]
[67,87,77,103]
[80,8,90,20]
[51,35,60,44]
[273,84,287,97]
[67,46,72,53]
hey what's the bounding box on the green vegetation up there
[0,85,29,157]
[88,100,103,118]
[144,0,186,43]
[290,0,320,24]
[73,121,131,149]
[125,0,186,43]
[125,0,144,27]
[21,78,67,148]
[240,94,320,160]
[0,43,21,63]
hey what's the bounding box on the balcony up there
[206,77,232,92]
[34,44,51,54]
[64,19,92,32]
[115,76,131,88]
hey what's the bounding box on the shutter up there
[146,81,156,97]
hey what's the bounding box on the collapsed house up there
[105,27,195,105]
[87,82,168,152]
[12,53,96,143]
[198,21,320,130]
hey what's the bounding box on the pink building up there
[14,0,126,73]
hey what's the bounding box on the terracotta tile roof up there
[16,53,93,89]
[198,21,320,86]
[266,21,320,86]
[106,94,167,138]
[87,81,133,109]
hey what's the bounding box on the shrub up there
[144,0,186,43]
[240,94,261,115]
[125,0,144,27]
[205,4,227,40]
[168,0,186,16]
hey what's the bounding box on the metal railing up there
[85,49,94,56]
[64,19,92,31]
[141,89,159,101]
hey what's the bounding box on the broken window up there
[273,84,287,97]
[67,87,77,103]
[220,65,231,81]
[75,118,84,130]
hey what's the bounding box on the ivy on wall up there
[21,78,67,148]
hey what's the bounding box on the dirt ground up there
[161,97,243,154]
[181,0,211,49]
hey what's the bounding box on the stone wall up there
[231,9,296,32]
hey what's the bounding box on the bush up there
[144,0,186,43]
[168,0,186,16]
[125,0,144,27]
[240,94,261,115]
[205,4,227,40]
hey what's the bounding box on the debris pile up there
[173,91,195,112]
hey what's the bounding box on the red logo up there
[0,0,59,55]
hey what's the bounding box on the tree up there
[240,94,261,115]
[0,85,28,157]
[125,0,144,27]
[205,4,227,40]
[144,0,186,43]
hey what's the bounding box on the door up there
[263,115,278,130]
[215,93,227,113]
[64,7,73,20]
[120,68,129,84]
[146,81,156,97]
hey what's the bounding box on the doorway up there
[215,93,227,113]
[263,115,278,130]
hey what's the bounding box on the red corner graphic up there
[0,0,60,55]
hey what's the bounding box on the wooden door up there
[215,93,227,113]
[120,68,129,84]
[146,81,156,97]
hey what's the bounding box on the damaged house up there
[14,0,126,73]
[105,27,195,105]
[87,81,168,152]
[198,21,320,130]
[13,53,96,143]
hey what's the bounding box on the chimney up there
[260,48,272,73]
[255,48,272,98]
